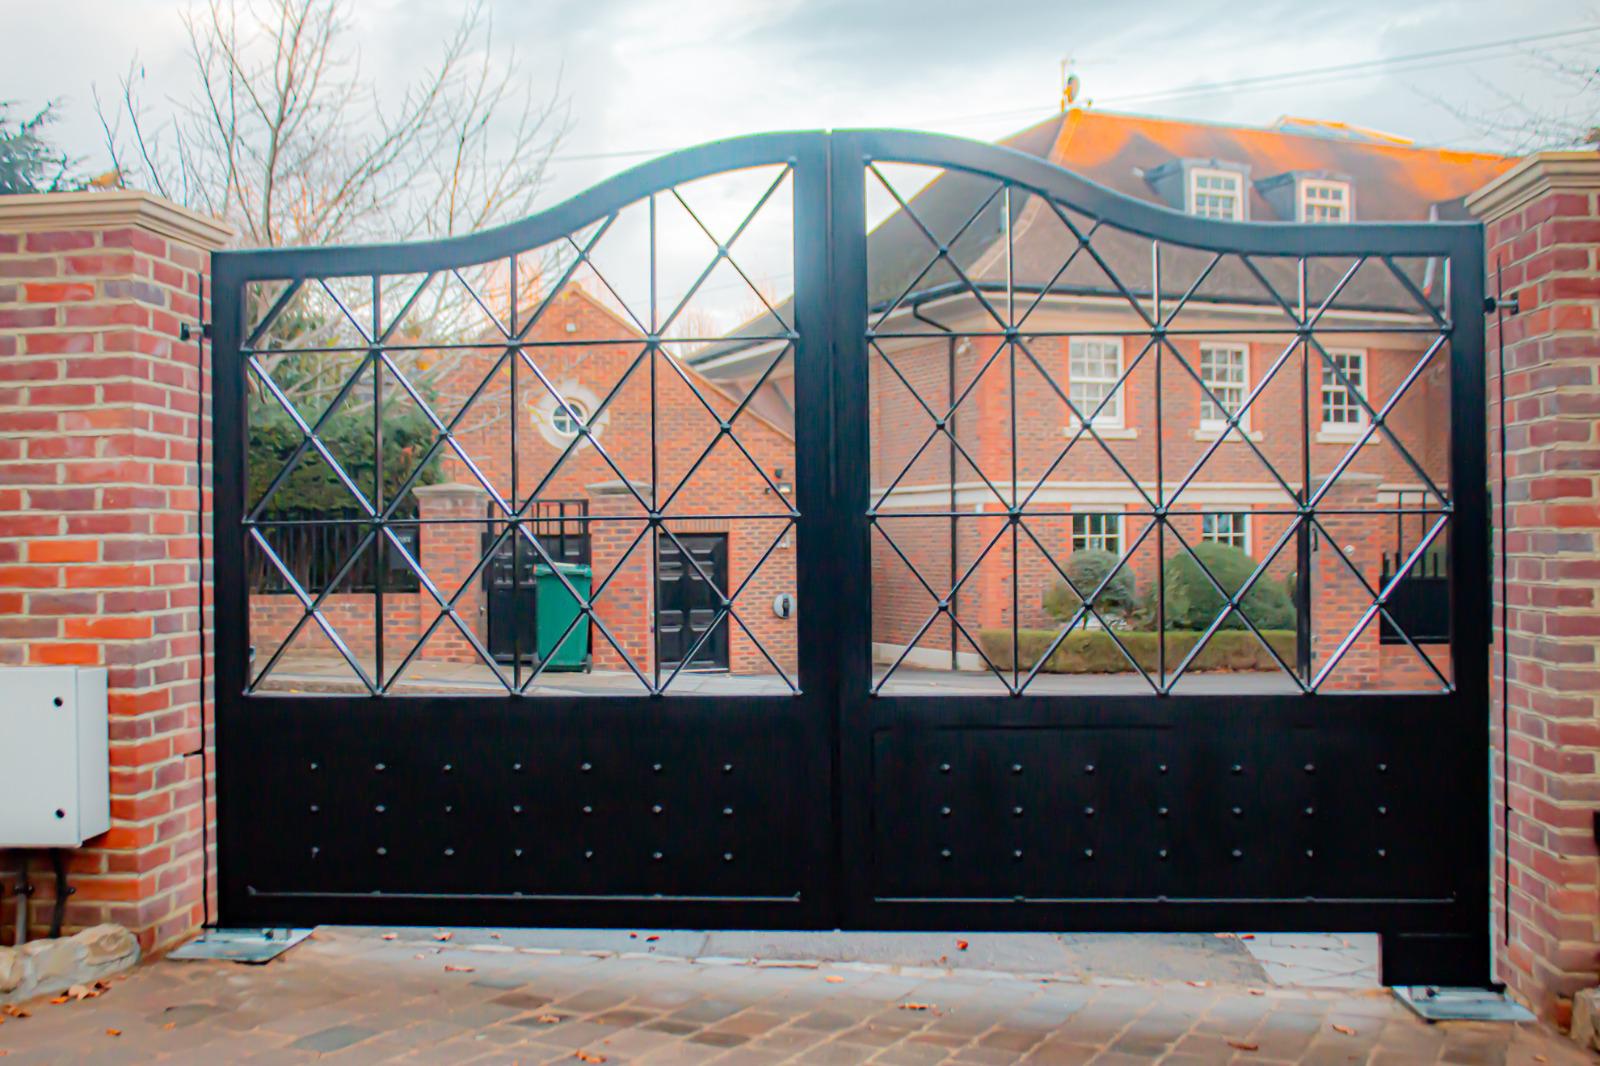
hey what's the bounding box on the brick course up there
[0,192,230,950]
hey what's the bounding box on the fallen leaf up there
[381,933,397,941]
[1214,932,1238,939]
[956,939,969,951]
[444,964,475,973]
[413,953,427,959]
[48,998,68,1006]
[899,1003,935,1011]
[574,1050,606,1062]
[68,984,97,1001]
[1187,980,1211,988]
[825,976,844,984]
[628,932,638,939]
[433,931,453,942]
[937,955,948,965]
[489,932,502,940]
[1227,1039,1259,1051]
[535,1014,564,1024]
[1331,1024,1355,1035]
[105,1029,122,1038]
[1239,933,1255,940]
[645,935,659,942]
[1247,988,1265,996]
[161,1023,176,1031]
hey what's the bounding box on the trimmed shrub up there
[1041,549,1138,623]
[979,628,1296,675]
[1162,541,1295,630]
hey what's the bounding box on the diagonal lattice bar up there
[654,521,798,695]
[659,167,793,336]
[872,518,1016,694]
[1305,331,1452,508]
[378,524,515,693]
[513,523,655,692]
[1160,519,1309,694]
[516,521,655,694]
[246,524,379,694]
[654,343,800,515]
[867,165,1010,332]
[1012,335,1160,512]
[1307,513,1452,692]
[870,339,1013,513]
[246,352,379,521]
[1015,518,1162,694]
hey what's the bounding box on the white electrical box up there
[0,667,110,847]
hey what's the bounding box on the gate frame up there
[209,129,1490,986]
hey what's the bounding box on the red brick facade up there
[0,192,230,950]
[1469,153,1600,1018]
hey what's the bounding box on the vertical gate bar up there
[1298,258,1312,686]
[1152,240,1165,690]
[1006,186,1019,693]
[825,132,871,925]
[372,275,385,690]
[1447,233,1492,982]
[948,336,958,672]
[510,255,522,691]
[208,252,247,923]
[650,193,660,693]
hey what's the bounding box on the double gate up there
[212,130,1489,985]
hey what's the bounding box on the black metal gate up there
[212,130,1488,985]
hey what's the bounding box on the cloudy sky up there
[11,0,1596,200]
[7,0,1593,331]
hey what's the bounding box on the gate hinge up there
[180,321,213,342]
[1484,294,1520,315]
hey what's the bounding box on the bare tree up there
[96,0,573,410]
[1427,42,1600,152]
[97,0,568,248]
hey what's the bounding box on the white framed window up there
[1189,168,1244,220]
[549,398,590,436]
[1071,512,1124,556]
[1201,512,1250,552]
[1320,349,1367,429]
[1198,343,1250,431]
[1300,180,1350,223]
[1067,337,1124,428]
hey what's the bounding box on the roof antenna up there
[1061,57,1081,112]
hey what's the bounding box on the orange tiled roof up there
[1039,108,1516,221]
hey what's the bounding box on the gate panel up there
[830,130,1488,985]
[212,133,839,929]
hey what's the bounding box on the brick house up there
[247,283,798,686]
[697,110,1515,689]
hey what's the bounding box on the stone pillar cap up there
[1466,150,1600,222]
[0,190,234,250]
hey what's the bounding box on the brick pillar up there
[0,192,231,950]
[1310,472,1384,691]
[413,482,488,664]
[587,481,651,675]
[1468,152,1600,1018]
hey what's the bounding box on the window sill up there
[1316,428,1372,445]
[1193,426,1263,443]
[1065,424,1139,440]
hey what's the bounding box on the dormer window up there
[1299,179,1350,222]
[1189,169,1244,220]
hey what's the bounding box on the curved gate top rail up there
[215,129,1482,283]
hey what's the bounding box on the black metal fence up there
[249,512,421,594]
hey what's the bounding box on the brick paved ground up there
[0,928,1589,1064]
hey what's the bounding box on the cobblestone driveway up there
[0,928,1587,1064]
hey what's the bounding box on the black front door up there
[656,534,730,671]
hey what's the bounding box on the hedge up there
[978,628,1296,674]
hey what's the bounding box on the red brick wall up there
[1469,153,1600,1018]
[0,192,230,950]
